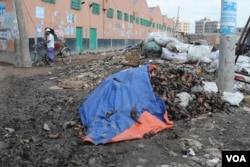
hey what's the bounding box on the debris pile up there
[56,57,232,121]
[151,65,230,120]
[53,33,248,121]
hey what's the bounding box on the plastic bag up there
[202,81,218,93]
[176,92,193,107]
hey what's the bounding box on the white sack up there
[182,43,192,51]
[235,55,250,74]
[161,47,187,61]
[222,91,244,106]
[187,45,213,62]
[146,32,169,43]
[154,36,178,46]
[210,50,219,61]
[235,64,250,74]
[191,81,218,93]
[145,32,158,43]
[205,59,219,73]
[166,41,188,53]
[236,55,250,63]
[197,56,212,65]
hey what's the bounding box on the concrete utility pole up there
[14,0,32,67]
[174,7,180,37]
[218,0,237,92]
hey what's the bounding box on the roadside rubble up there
[48,35,249,165]
[1,41,250,166]
[42,35,249,164]
[53,34,248,121]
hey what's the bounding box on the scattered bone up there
[48,134,60,139]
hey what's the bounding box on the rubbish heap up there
[150,65,230,120]
[55,33,247,121]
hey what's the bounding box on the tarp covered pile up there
[78,65,173,145]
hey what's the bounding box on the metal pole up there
[218,0,237,92]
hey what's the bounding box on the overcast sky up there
[146,0,249,33]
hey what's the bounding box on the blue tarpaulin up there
[78,64,167,145]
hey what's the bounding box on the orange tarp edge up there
[83,111,174,144]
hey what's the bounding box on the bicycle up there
[30,39,72,66]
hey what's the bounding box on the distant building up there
[195,17,220,34]
[205,21,220,33]
[176,20,190,34]
[195,17,210,33]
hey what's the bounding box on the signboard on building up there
[36,6,44,19]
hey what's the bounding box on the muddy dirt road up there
[0,56,250,167]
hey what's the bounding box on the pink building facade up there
[0,0,174,64]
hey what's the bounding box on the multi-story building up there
[205,21,220,33]
[195,17,220,34]
[0,0,174,66]
[195,17,211,34]
[176,20,190,34]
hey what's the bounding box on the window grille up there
[124,13,129,21]
[71,0,81,10]
[42,0,56,4]
[130,15,135,23]
[92,3,100,15]
[107,8,114,18]
[117,10,122,20]
[136,17,139,24]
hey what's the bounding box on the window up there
[124,13,129,21]
[42,0,56,3]
[117,10,122,20]
[145,20,151,27]
[71,0,82,10]
[107,8,114,18]
[149,21,152,27]
[92,3,100,15]
[140,18,143,25]
[136,17,139,24]
[130,15,135,23]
